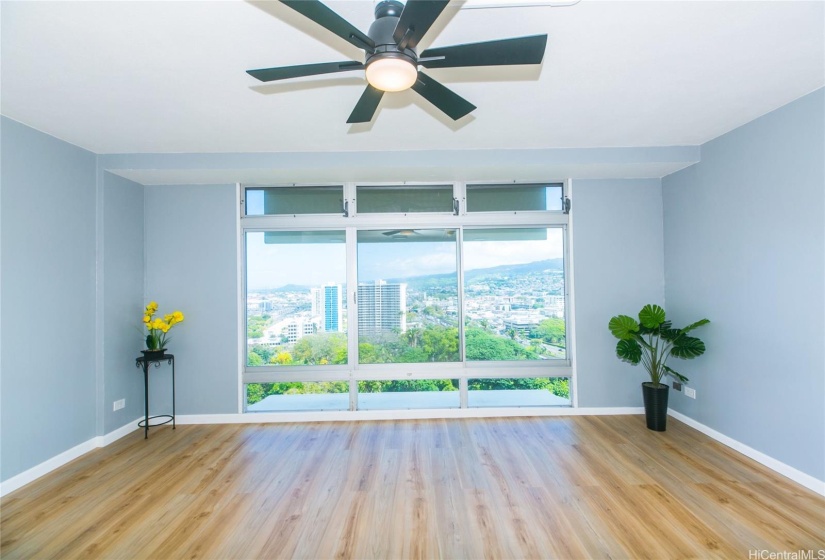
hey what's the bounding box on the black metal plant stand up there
[134,353,175,439]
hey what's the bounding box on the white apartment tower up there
[357,281,407,334]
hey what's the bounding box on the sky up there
[245,229,564,291]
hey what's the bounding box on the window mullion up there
[456,226,467,357]
[343,182,356,217]
[455,223,468,408]
[454,181,466,216]
[346,227,359,370]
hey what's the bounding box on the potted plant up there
[608,304,709,431]
[142,301,185,359]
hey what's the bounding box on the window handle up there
[342,199,349,217]
[453,197,460,215]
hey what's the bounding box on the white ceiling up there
[1,0,823,155]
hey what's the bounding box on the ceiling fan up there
[247,0,548,123]
[381,229,456,240]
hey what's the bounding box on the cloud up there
[245,228,565,289]
[464,238,564,271]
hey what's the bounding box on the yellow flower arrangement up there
[143,301,184,350]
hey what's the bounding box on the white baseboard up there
[0,417,142,497]
[98,417,142,446]
[177,406,644,425]
[668,409,825,497]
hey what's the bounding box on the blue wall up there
[144,185,239,415]
[572,179,666,407]
[1,117,98,480]
[102,172,145,433]
[663,88,825,481]
[138,179,666,413]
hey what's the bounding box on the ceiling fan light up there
[365,57,418,92]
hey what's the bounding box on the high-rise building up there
[285,319,317,343]
[311,283,343,332]
[323,284,342,332]
[357,281,407,334]
[546,295,565,318]
[310,287,323,317]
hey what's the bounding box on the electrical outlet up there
[684,387,696,399]
[672,381,682,391]
[113,399,125,411]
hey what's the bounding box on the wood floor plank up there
[2,416,823,559]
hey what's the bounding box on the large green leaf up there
[639,320,672,335]
[609,315,639,340]
[671,336,706,359]
[638,304,666,329]
[663,365,689,383]
[659,327,682,341]
[682,318,710,333]
[616,338,642,364]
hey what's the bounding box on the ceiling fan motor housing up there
[366,0,417,68]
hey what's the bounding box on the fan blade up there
[411,72,475,121]
[347,85,384,123]
[419,34,547,69]
[392,0,450,50]
[247,61,364,82]
[280,0,375,52]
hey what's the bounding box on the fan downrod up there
[374,0,404,19]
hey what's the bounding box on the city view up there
[245,229,569,406]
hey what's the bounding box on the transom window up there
[241,182,571,412]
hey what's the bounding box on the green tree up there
[465,328,537,361]
[358,342,384,364]
[548,378,570,398]
[357,379,458,393]
[247,351,264,367]
[467,377,569,399]
[293,333,348,365]
[246,383,265,404]
[436,379,458,391]
[249,344,274,363]
[532,317,566,347]
[270,351,293,365]
[358,380,384,393]
[247,315,273,340]
[420,326,459,362]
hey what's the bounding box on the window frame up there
[464,181,565,214]
[240,181,573,412]
[354,182,458,216]
[242,226,351,379]
[242,184,347,218]
[461,224,570,369]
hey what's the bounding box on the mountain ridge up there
[263,258,564,291]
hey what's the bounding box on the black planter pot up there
[141,348,167,361]
[642,382,669,431]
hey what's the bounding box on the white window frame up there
[239,180,573,411]
[352,182,458,217]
